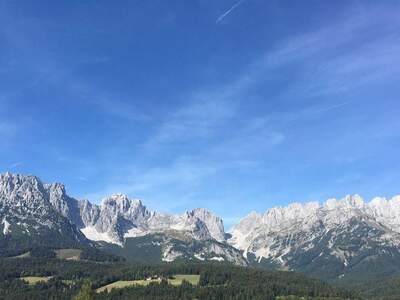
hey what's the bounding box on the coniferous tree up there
[73,281,94,300]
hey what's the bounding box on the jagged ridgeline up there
[2,172,400,285]
[0,172,245,264]
[0,173,88,256]
[229,194,400,283]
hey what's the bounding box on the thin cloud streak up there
[144,70,254,150]
[315,102,351,113]
[94,9,399,206]
[147,11,386,153]
[261,15,400,99]
[9,162,23,169]
[76,176,89,182]
[216,0,246,24]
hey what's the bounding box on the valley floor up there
[0,257,360,300]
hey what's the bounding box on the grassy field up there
[169,274,200,286]
[96,279,161,293]
[96,274,200,293]
[10,251,31,258]
[54,248,82,260]
[20,276,52,285]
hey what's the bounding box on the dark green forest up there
[0,257,359,300]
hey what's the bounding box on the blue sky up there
[1,0,400,228]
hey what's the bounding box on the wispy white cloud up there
[84,156,218,208]
[0,7,149,124]
[9,162,23,169]
[76,176,89,182]
[209,128,285,160]
[313,102,351,114]
[143,9,399,187]
[88,97,149,122]
[128,157,218,194]
[216,0,246,24]
[91,116,286,206]
[0,121,17,140]
[144,65,256,150]
[146,98,236,147]
[91,9,399,205]
[260,13,400,99]
[68,78,151,122]
[336,173,362,184]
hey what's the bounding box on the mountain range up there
[1,172,400,283]
[231,195,400,282]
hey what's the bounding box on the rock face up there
[77,194,226,246]
[3,172,400,277]
[0,173,232,263]
[0,173,88,255]
[0,173,225,246]
[229,195,400,281]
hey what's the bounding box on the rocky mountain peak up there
[324,194,364,210]
[6,172,400,274]
[0,173,88,249]
[101,194,143,211]
[229,193,400,279]
[187,208,225,242]
[100,194,150,224]
[44,182,71,218]
[0,174,228,246]
[0,173,48,208]
[0,172,41,193]
[45,182,66,198]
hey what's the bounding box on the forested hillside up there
[0,258,358,300]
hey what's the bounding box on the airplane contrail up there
[216,0,246,24]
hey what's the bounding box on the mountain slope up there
[78,194,226,245]
[0,173,89,256]
[3,172,400,283]
[0,172,240,264]
[78,195,244,264]
[229,195,400,282]
[99,233,246,265]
